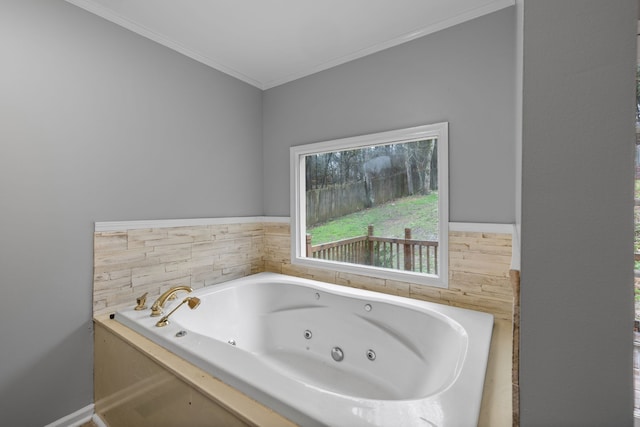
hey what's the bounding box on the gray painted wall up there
[0,1,262,425]
[1,0,637,425]
[263,7,517,223]
[265,1,638,424]
[519,1,636,425]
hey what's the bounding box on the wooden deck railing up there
[306,226,438,274]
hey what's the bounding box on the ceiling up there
[65,0,514,90]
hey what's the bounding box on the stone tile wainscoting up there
[92,217,516,426]
[94,219,269,317]
[264,222,515,320]
[94,217,514,320]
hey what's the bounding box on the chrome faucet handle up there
[134,292,148,310]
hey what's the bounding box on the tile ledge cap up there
[95,216,290,232]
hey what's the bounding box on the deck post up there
[404,228,412,271]
[306,234,312,258]
[367,225,374,265]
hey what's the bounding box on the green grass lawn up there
[307,193,438,245]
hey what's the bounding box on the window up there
[290,123,448,288]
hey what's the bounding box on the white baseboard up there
[92,413,108,427]
[44,403,94,427]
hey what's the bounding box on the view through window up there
[290,123,449,287]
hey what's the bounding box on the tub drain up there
[228,339,236,346]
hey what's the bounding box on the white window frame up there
[290,122,449,288]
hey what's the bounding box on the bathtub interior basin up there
[115,272,493,427]
[170,282,468,401]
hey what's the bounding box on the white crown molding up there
[95,216,289,232]
[66,0,514,90]
[65,0,263,88]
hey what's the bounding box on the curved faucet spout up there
[150,286,193,317]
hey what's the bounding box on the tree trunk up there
[405,157,414,195]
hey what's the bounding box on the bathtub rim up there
[113,272,494,426]
[93,315,299,427]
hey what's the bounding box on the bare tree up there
[414,139,435,194]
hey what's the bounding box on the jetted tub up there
[115,272,494,426]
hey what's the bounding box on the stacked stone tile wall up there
[263,223,514,320]
[94,219,514,320]
[94,222,265,317]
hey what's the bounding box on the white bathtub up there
[115,272,494,427]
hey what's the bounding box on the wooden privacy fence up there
[306,226,438,274]
[306,173,409,227]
